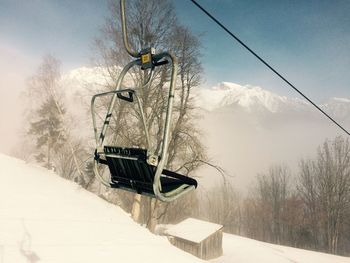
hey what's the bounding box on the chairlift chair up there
[91,0,198,202]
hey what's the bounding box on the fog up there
[0,44,40,155]
[196,104,344,194]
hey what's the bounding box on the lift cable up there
[189,0,350,136]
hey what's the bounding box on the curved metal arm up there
[152,52,197,202]
[93,158,112,187]
[142,69,154,88]
[120,0,139,58]
[152,52,187,202]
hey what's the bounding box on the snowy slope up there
[0,153,204,263]
[1,153,350,263]
[213,234,350,263]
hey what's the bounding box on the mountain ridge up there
[195,82,350,121]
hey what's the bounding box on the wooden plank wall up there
[168,228,223,260]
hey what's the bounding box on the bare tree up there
[241,194,269,241]
[298,136,350,254]
[202,180,241,234]
[55,140,89,184]
[297,159,320,248]
[246,165,291,244]
[238,137,350,254]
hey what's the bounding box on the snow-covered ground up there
[0,154,203,263]
[1,153,350,263]
[214,234,350,263]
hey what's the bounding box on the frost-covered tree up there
[24,55,66,169]
[23,55,87,182]
[28,97,66,169]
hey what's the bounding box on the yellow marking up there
[141,53,151,64]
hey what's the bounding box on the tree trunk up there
[147,198,158,233]
[47,137,51,170]
[131,194,142,223]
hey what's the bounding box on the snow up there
[166,218,222,243]
[0,153,204,263]
[61,65,137,96]
[195,82,291,112]
[331,97,350,103]
[320,97,350,122]
[1,153,350,263]
[213,234,350,263]
[62,66,111,87]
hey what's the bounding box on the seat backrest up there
[104,146,156,191]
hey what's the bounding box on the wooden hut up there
[166,218,223,260]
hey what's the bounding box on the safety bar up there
[91,88,151,151]
[91,60,138,146]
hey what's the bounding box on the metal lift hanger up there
[91,0,197,202]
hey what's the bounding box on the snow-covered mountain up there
[62,66,110,88]
[321,97,350,122]
[195,82,308,113]
[2,153,350,263]
[195,82,350,122]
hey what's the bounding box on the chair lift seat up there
[100,146,197,198]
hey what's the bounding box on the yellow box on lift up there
[140,47,155,70]
[141,53,151,64]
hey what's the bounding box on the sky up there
[175,0,350,100]
[0,0,349,154]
